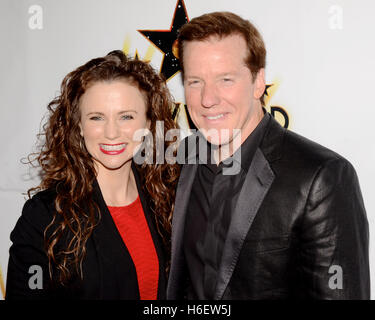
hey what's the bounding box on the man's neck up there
[214,106,265,164]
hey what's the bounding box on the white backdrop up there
[1,0,374,299]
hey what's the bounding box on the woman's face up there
[79,80,150,172]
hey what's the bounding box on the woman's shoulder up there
[31,187,57,203]
[8,187,58,249]
[19,187,58,230]
[25,186,57,211]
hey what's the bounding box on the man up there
[167,11,370,299]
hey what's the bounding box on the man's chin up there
[199,127,241,147]
[205,135,231,147]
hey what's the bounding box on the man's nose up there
[201,83,220,108]
[104,119,120,140]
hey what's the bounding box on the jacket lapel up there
[214,148,275,300]
[90,163,166,299]
[167,132,204,298]
[214,115,285,299]
[168,117,285,299]
[90,177,140,298]
[131,162,167,299]
[167,162,198,298]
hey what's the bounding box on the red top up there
[108,196,159,300]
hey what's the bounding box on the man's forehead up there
[183,37,248,70]
[184,33,246,48]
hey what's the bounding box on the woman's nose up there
[104,119,120,140]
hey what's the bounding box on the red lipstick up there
[99,143,126,155]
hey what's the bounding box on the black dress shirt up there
[184,111,271,299]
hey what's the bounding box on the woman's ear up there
[79,123,83,137]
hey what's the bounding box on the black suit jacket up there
[167,113,370,300]
[6,163,167,300]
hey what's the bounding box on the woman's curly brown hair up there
[27,50,180,285]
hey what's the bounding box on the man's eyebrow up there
[185,71,238,79]
[184,75,202,80]
[217,71,238,76]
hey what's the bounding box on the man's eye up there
[187,80,201,87]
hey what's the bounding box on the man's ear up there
[253,68,266,99]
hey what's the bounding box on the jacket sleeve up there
[298,158,370,299]
[5,196,53,300]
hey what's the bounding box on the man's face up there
[183,34,265,146]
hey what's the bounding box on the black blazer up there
[6,163,167,300]
[167,113,370,300]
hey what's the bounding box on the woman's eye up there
[89,116,102,121]
[121,115,134,120]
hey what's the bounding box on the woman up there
[6,50,180,299]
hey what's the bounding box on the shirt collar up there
[232,108,270,172]
[200,108,271,174]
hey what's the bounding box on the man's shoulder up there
[263,114,347,162]
[262,118,353,174]
[284,129,344,163]
[286,130,359,182]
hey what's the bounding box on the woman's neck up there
[95,161,138,206]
